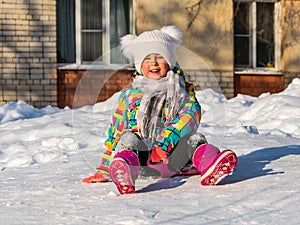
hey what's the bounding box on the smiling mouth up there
[150,69,160,73]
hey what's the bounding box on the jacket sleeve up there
[156,84,201,153]
[97,90,128,174]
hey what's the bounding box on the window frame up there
[233,0,281,72]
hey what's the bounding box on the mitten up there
[150,146,168,164]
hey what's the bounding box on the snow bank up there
[0,78,300,225]
[197,78,300,138]
[93,91,120,113]
[0,100,66,124]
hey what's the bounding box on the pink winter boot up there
[109,150,140,194]
[193,144,237,186]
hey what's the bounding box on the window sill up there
[57,63,135,71]
[234,68,282,75]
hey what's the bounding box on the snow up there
[0,78,300,224]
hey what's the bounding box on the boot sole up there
[200,150,237,186]
[109,158,135,194]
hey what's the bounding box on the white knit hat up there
[120,26,183,74]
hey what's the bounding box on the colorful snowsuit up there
[97,67,201,174]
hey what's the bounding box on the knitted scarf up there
[131,67,187,141]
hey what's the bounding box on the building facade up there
[1,0,300,108]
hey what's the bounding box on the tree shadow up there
[220,145,300,185]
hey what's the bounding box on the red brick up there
[234,74,284,97]
[57,69,133,108]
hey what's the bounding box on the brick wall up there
[0,0,57,107]
[57,68,234,108]
[186,70,234,98]
[186,69,294,98]
[234,74,284,97]
[57,69,133,108]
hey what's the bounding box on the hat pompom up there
[120,34,137,60]
[160,25,183,45]
[120,34,136,46]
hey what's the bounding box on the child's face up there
[141,54,169,80]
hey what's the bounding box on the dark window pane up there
[81,0,102,62]
[234,2,250,35]
[234,37,250,66]
[81,0,102,30]
[234,2,250,67]
[110,0,131,63]
[256,3,274,67]
[82,32,102,62]
[56,0,76,63]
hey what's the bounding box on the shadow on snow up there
[137,145,300,192]
[136,176,188,193]
[220,145,300,185]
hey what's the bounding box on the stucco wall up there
[280,0,300,87]
[135,0,234,97]
[135,0,233,71]
[281,0,300,73]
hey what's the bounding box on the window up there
[233,0,280,69]
[57,0,133,64]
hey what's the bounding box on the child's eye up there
[143,55,165,62]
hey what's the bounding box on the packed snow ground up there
[0,78,300,225]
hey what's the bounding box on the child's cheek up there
[141,63,150,75]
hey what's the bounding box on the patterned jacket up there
[97,67,201,174]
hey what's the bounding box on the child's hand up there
[82,172,109,183]
[150,146,168,164]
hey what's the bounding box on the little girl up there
[82,26,237,194]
